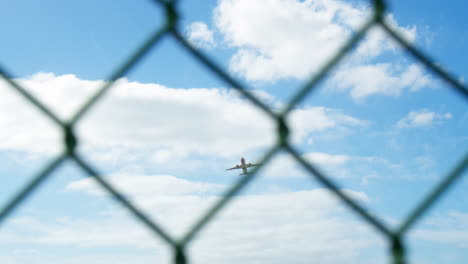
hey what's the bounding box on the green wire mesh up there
[1,0,467,263]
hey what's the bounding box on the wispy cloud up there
[258,151,389,181]
[331,63,431,100]
[186,22,216,49]
[396,109,452,128]
[413,210,468,248]
[66,174,224,197]
[305,152,351,166]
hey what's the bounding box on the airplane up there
[226,157,261,175]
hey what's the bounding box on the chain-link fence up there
[1,0,467,263]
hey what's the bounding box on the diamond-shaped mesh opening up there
[71,34,276,239]
[1,0,467,263]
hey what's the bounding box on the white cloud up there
[396,109,452,128]
[186,22,216,49]
[288,106,368,143]
[5,174,383,264]
[353,15,416,60]
[305,152,350,166]
[210,0,432,100]
[0,73,366,160]
[213,0,420,85]
[66,174,224,197]
[214,0,364,81]
[259,151,386,180]
[330,63,431,100]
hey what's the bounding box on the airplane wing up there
[226,165,241,170]
[245,163,261,168]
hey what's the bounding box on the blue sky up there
[1,0,467,263]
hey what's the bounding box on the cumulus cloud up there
[186,22,216,49]
[396,109,452,128]
[214,0,364,81]
[0,73,367,161]
[214,0,414,76]
[210,0,429,99]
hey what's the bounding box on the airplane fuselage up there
[240,157,247,174]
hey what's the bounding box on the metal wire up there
[0,0,467,263]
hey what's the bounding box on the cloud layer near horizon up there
[2,173,382,264]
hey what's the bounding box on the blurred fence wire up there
[1,0,467,263]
